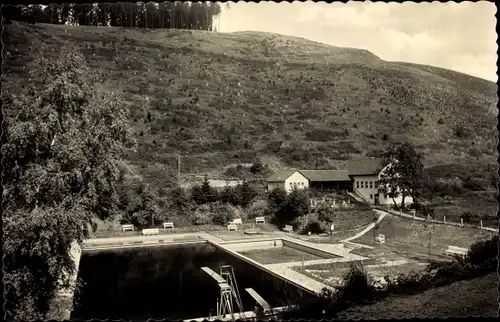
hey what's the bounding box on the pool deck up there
[80,231,368,295]
[66,222,379,319]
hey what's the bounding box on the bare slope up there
[2,23,498,190]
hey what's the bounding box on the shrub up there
[191,212,211,225]
[336,263,376,308]
[191,204,211,225]
[250,159,268,175]
[210,202,232,226]
[277,188,310,223]
[466,235,498,269]
[316,202,335,223]
[460,211,479,224]
[302,219,326,234]
[234,181,257,207]
[247,199,268,219]
[454,126,472,139]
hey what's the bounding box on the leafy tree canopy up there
[2,46,133,320]
[378,142,425,209]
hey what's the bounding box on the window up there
[369,181,373,188]
[356,181,360,188]
[369,194,373,199]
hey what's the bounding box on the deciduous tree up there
[2,46,133,320]
[378,142,424,209]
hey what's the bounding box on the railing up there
[374,206,497,232]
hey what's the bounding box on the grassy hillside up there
[336,273,498,319]
[2,22,498,194]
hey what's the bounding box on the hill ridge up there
[2,22,498,192]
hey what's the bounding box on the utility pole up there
[177,155,181,187]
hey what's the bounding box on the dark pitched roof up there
[342,158,385,176]
[299,170,351,182]
[266,170,298,182]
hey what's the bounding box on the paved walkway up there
[265,265,333,294]
[340,210,388,243]
[347,191,366,203]
[78,222,383,300]
[266,254,367,269]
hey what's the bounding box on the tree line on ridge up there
[2,2,225,31]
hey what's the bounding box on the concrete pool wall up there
[282,238,343,259]
[65,232,369,320]
[223,239,284,252]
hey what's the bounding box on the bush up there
[336,263,377,308]
[274,188,310,224]
[287,234,500,319]
[316,202,335,223]
[191,204,211,225]
[466,235,498,269]
[247,199,268,219]
[210,202,232,226]
[461,211,480,224]
[302,219,326,235]
[454,126,471,138]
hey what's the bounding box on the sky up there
[216,1,497,82]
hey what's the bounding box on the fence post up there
[480,220,483,229]
[443,216,446,223]
[461,218,464,226]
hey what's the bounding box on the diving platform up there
[201,267,227,284]
[245,288,271,312]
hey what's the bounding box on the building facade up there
[266,170,309,193]
[266,157,414,206]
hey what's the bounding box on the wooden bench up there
[229,218,243,225]
[142,228,160,236]
[283,225,293,233]
[227,224,238,231]
[445,245,467,257]
[122,224,135,232]
[255,217,265,224]
[375,234,385,243]
[163,222,174,229]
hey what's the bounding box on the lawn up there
[353,214,496,260]
[336,273,498,319]
[239,246,324,265]
[290,214,496,287]
[295,259,428,287]
[428,191,498,228]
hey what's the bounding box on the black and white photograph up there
[2,1,498,321]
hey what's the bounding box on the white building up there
[266,158,413,207]
[266,170,309,193]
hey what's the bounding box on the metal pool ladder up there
[220,265,246,320]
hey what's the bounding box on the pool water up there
[71,243,314,320]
